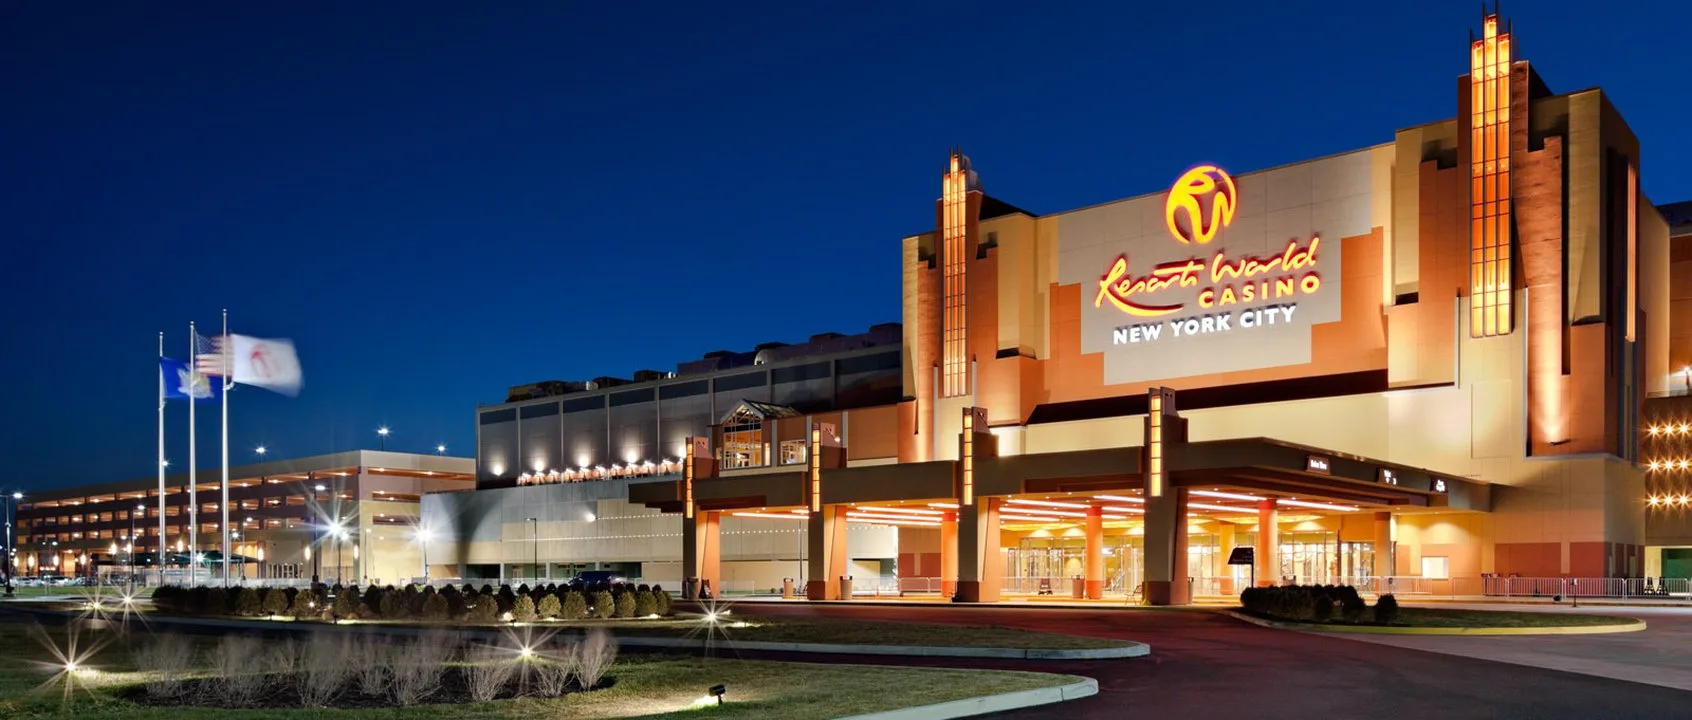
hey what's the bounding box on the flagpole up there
[157,331,166,587]
[188,322,198,586]
[220,309,231,587]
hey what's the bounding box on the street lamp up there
[330,521,348,585]
[526,517,539,582]
[130,505,143,585]
[435,444,446,455]
[377,427,390,451]
[255,445,267,457]
[3,491,20,596]
[415,527,434,583]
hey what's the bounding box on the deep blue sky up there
[4,2,1689,491]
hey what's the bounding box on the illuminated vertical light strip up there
[684,440,696,519]
[1147,391,1164,498]
[808,427,822,513]
[961,410,975,506]
[1469,13,1513,338]
[1626,163,1637,342]
[941,152,969,397]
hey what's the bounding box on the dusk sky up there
[4,1,1689,491]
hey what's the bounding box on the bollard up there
[782,577,795,599]
[838,575,853,600]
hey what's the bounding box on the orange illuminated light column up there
[1084,506,1105,599]
[1255,500,1277,587]
[940,512,959,597]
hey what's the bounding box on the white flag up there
[223,334,304,396]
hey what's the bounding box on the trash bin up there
[782,577,795,599]
[683,578,698,600]
[699,579,713,599]
[838,575,853,600]
[1072,575,1085,599]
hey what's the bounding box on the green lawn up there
[0,622,1083,719]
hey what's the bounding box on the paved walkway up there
[1323,602,1692,692]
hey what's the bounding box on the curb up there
[1224,610,1648,636]
[616,635,1150,659]
[839,677,1099,720]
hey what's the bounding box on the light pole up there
[130,505,142,585]
[416,527,433,584]
[526,517,538,582]
[435,444,446,456]
[377,427,390,451]
[256,445,267,458]
[3,491,20,596]
[331,521,347,585]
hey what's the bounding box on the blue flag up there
[161,357,223,402]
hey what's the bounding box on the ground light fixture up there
[709,684,726,705]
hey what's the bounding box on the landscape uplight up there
[709,684,726,705]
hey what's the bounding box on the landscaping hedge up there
[144,582,675,625]
[1240,584,1400,625]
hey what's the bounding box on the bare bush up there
[298,631,356,707]
[353,638,391,696]
[533,639,578,698]
[390,631,455,706]
[575,627,617,690]
[465,644,518,702]
[133,632,193,699]
[265,637,300,677]
[208,634,269,707]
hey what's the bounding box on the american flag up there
[193,332,229,376]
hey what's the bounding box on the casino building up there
[439,9,1692,603]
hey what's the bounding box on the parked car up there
[567,570,626,588]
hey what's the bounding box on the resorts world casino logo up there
[1094,165,1325,345]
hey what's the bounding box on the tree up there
[512,595,537,622]
[205,587,230,616]
[613,592,636,619]
[536,594,562,620]
[468,597,499,624]
[633,591,657,618]
[562,592,588,621]
[591,591,615,620]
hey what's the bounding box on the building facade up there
[617,9,1690,604]
[12,450,473,585]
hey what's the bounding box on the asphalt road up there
[730,603,1692,720]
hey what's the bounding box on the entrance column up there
[940,512,958,597]
[1084,506,1105,599]
[954,497,1002,602]
[1255,500,1278,587]
[1217,523,1237,595]
[1373,511,1395,578]
[806,504,850,600]
[1143,487,1189,605]
[681,510,720,599]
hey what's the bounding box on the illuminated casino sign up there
[1057,150,1375,385]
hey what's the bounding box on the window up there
[779,440,808,466]
[1422,556,1450,580]
[720,419,766,469]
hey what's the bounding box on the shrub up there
[262,588,290,616]
[333,586,361,620]
[205,587,229,616]
[634,590,657,617]
[513,595,538,622]
[444,587,469,618]
[537,594,562,619]
[354,640,390,697]
[299,631,356,707]
[1340,594,1367,622]
[291,589,321,619]
[466,644,517,702]
[362,584,385,611]
[576,628,617,690]
[380,591,407,620]
[231,587,261,616]
[209,634,268,706]
[468,597,499,624]
[389,632,453,706]
[1374,594,1400,624]
[496,585,517,614]
[592,590,615,619]
[563,592,589,621]
[613,591,636,619]
[133,632,192,699]
[535,641,576,698]
[421,592,450,622]
[517,583,532,596]
[1310,593,1334,622]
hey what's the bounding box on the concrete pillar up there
[1217,523,1238,595]
[1084,506,1105,599]
[681,510,720,599]
[940,512,958,597]
[1373,511,1394,578]
[1256,500,1278,587]
[1143,488,1189,605]
[806,504,850,600]
[954,497,1002,602]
